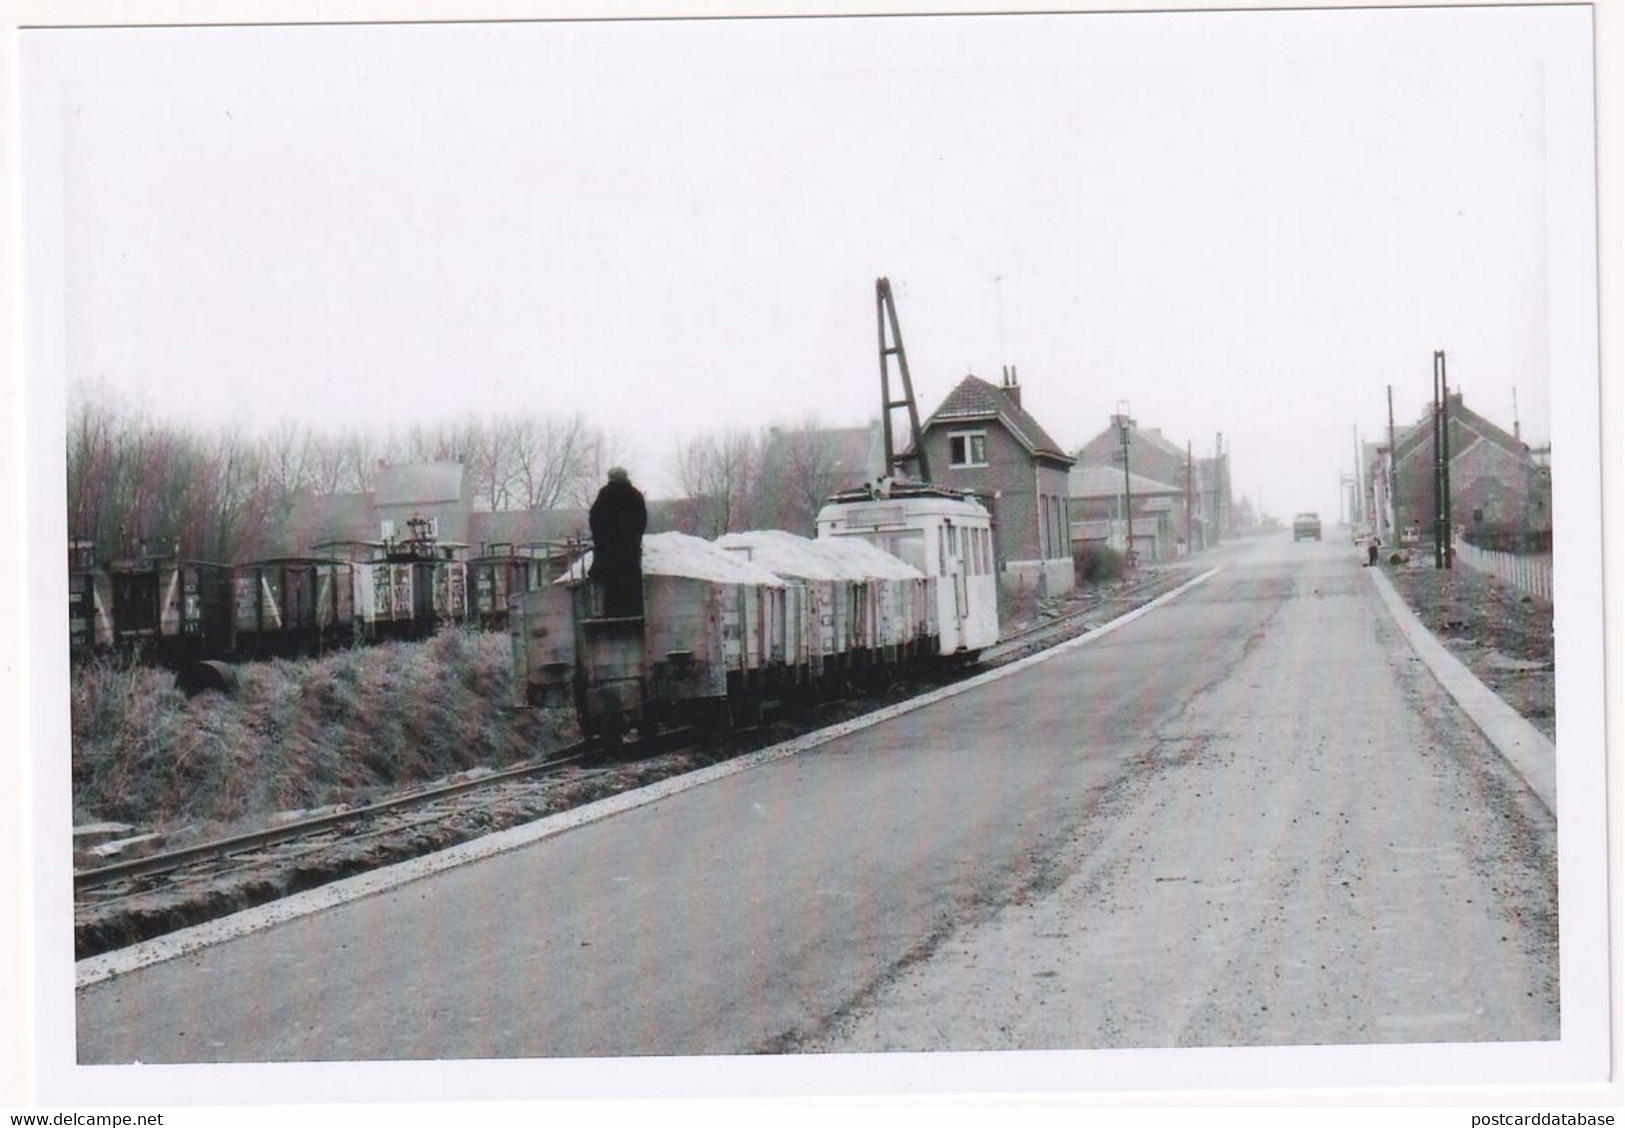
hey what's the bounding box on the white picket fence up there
[1451,538,1554,601]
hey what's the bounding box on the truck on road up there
[1293,513,1323,542]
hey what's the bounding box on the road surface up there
[77,534,1558,1061]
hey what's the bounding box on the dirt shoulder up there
[1382,557,1555,741]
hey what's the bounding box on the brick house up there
[1389,392,1551,539]
[909,370,1076,596]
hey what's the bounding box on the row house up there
[1377,392,1552,543]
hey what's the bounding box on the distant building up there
[273,461,472,559]
[909,369,1076,597]
[372,460,471,545]
[1067,465,1184,562]
[1388,392,1551,539]
[1072,418,1228,553]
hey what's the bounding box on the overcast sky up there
[22,6,1597,517]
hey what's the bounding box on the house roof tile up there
[922,376,1073,464]
[1068,464,1184,498]
[375,461,466,507]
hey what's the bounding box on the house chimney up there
[1001,364,1022,409]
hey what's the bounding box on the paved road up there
[77,534,1558,1061]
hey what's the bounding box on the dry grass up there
[1385,559,1556,740]
[70,629,570,827]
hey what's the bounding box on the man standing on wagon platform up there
[589,466,647,617]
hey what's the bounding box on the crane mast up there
[875,277,931,483]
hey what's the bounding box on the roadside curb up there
[1367,567,1556,815]
[77,565,1221,990]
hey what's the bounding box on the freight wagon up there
[71,512,476,666]
[69,541,233,662]
[227,557,358,656]
[466,544,552,629]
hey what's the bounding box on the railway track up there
[74,742,600,895]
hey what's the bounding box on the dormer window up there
[949,430,988,468]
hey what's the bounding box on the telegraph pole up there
[1440,351,1452,568]
[1387,384,1399,543]
[1116,403,1135,564]
[1185,439,1195,553]
[1433,350,1453,569]
[1352,425,1364,525]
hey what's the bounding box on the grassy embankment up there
[71,629,571,829]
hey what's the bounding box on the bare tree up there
[512,413,609,510]
[756,417,849,534]
[306,430,350,495]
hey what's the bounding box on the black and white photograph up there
[9,0,1616,1111]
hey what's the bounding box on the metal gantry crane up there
[875,277,931,484]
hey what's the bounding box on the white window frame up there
[948,430,989,468]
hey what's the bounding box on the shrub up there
[1073,543,1126,585]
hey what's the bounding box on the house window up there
[949,431,988,468]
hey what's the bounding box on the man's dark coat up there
[589,478,647,616]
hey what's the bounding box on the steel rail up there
[73,740,597,893]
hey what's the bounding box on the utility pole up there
[1433,349,1453,569]
[1185,439,1195,552]
[1387,384,1399,543]
[1116,403,1135,564]
[1352,425,1364,525]
[1440,352,1452,568]
[1213,432,1225,543]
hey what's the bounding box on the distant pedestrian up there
[1367,534,1381,567]
[589,467,647,617]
